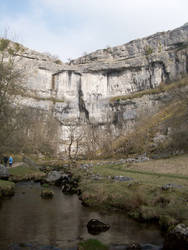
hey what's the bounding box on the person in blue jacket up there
[9,156,13,167]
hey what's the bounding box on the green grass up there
[9,165,41,176]
[74,157,188,228]
[100,164,188,180]
[0,179,15,188]
[89,163,188,187]
[9,165,45,181]
[78,239,108,250]
[20,93,64,103]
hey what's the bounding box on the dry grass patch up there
[75,157,188,228]
[129,154,188,176]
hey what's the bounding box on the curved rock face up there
[51,23,188,125]
[14,23,188,151]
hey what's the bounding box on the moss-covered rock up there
[0,180,15,197]
[41,189,54,199]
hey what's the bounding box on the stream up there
[0,182,163,249]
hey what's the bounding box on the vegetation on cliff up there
[110,76,188,103]
[102,77,188,158]
[0,36,60,158]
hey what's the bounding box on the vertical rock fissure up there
[186,55,188,73]
[78,77,89,121]
[147,58,154,89]
[68,71,72,87]
[147,60,170,88]
[160,61,170,83]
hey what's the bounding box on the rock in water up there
[41,189,54,199]
[87,219,110,235]
[163,223,188,250]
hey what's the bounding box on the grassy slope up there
[74,154,188,229]
[9,165,45,181]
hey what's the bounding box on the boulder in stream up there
[46,171,62,184]
[41,189,54,199]
[87,219,110,235]
[163,223,188,250]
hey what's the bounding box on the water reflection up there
[0,182,163,249]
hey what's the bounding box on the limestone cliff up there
[51,23,188,124]
[15,23,188,149]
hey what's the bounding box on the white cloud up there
[0,0,187,61]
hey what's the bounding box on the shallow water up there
[0,182,163,249]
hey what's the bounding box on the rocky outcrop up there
[50,24,188,127]
[12,23,188,152]
[45,171,62,184]
[163,224,188,250]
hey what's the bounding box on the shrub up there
[144,45,153,56]
[159,215,177,231]
[54,59,62,65]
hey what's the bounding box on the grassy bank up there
[78,239,108,250]
[9,165,46,182]
[0,180,15,197]
[72,154,188,230]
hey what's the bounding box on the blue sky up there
[0,0,187,61]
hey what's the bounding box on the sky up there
[0,0,187,61]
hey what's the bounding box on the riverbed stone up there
[127,243,142,250]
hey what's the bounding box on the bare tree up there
[0,36,26,155]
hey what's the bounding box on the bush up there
[54,59,62,65]
[159,215,177,231]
